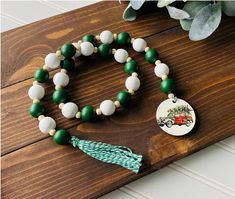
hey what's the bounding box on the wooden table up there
[1,2,235,199]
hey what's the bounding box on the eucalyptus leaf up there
[157,0,175,8]
[180,19,192,31]
[166,6,190,20]
[189,3,222,41]
[123,3,137,21]
[180,1,210,31]
[130,0,145,10]
[222,1,235,16]
[183,1,210,17]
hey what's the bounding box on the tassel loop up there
[69,136,142,173]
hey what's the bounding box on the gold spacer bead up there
[77,40,82,45]
[126,57,132,62]
[96,108,102,115]
[33,81,39,85]
[33,99,40,103]
[59,103,64,109]
[72,42,80,50]
[168,93,175,99]
[61,69,67,74]
[95,35,100,40]
[38,115,45,121]
[155,60,161,65]
[55,85,62,90]
[56,50,61,56]
[114,101,121,108]
[93,47,98,53]
[49,129,56,136]
[128,89,135,95]
[144,47,150,52]
[131,38,135,43]
[43,65,48,70]
[131,72,138,77]
[113,33,117,40]
[75,112,81,119]
[112,49,116,55]
[161,75,168,80]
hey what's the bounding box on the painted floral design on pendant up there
[156,98,196,136]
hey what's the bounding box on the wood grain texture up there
[1,1,235,199]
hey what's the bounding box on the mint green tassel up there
[69,136,142,173]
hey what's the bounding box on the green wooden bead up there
[145,49,159,63]
[61,58,75,71]
[81,105,96,122]
[34,68,49,83]
[52,88,68,104]
[53,129,71,145]
[117,32,131,45]
[61,43,76,58]
[124,60,138,75]
[160,78,174,93]
[98,44,112,58]
[117,91,131,105]
[29,102,45,118]
[82,34,96,45]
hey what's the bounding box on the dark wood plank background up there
[1,2,235,199]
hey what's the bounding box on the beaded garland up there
[28,30,143,173]
[28,30,196,173]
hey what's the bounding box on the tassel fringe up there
[69,136,142,173]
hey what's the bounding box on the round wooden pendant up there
[156,98,196,136]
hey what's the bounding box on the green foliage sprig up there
[122,0,235,41]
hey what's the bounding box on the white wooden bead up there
[132,38,147,52]
[62,102,78,119]
[45,53,60,69]
[168,93,175,99]
[28,84,45,100]
[39,117,56,134]
[100,100,116,116]
[125,76,140,91]
[154,63,170,78]
[80,41,94,56]
[114,49,128,63]
[100,30,114,44]
[53,72,69,87]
